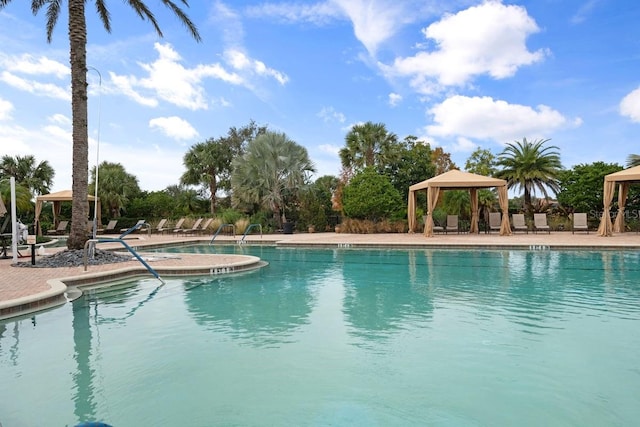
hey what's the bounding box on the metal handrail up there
[210,223,236,244]
[83,237,165,284]
[240,224,262,243]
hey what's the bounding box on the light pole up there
[87,66,102,239]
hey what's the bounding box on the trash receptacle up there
[283,222,294,234]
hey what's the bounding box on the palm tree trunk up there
[67,0,90,250]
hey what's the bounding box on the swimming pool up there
[1,245,639,426]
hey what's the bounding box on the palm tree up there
[90,161,140,218]
[0,155,54,197]
[496,138,563,217]
[627,154,640,167]
[339,122,398,172]
[231,132,315,228]
[0,1,200,250]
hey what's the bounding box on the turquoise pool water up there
[1,246,640,426]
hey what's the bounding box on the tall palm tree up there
[339,122,398,172]
[89,161,140,218]
[496,138,563,217]
[627,154,640,167]
[0,154,54,197]
[231,132,315,227]
[0,1,200,249]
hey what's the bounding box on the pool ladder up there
[209,224,236,244]
[238,224,262,244]
[83,221,165,284]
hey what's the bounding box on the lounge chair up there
[194,218,214,235]
[488,212,501,233]
[98,219,118,234]
[178,218,203,236]
[533,213,550,234]
[121,219,148,234]
[512,214,528,234]
[47,220,68,235]
[152,218,169,234]
[445,215,459,234]
[572,212,589,234]
[172,217,187,234]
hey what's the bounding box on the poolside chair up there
[47,220,68,235]
[533,213,550,234]
[445,215,459,234]
[120,219,148,234]
[194,218,214,235]
[488,212,501,233]
[423,215,443,234]
[98,219,118,234]
[572,212,589,234]
[172,217,187,234]
[178,218,203,236]
[152,218,169,234]
[512,214,528,234]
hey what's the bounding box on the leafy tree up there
[441,190,471,220]
[298,175,339,231]
[431,147,457,175]
[465,148,497,176]
[496,138,563,217]
[0,155,54,197]
[181,121,267,214]
[0,181,33,221]
[90,162,141,218]
[231,132,315,227]
[557,162,623,214]
[165,185,204,215]
[0,0,200,249]
[342,168,403,221]
[380,136,436,202]
[340,122,398,172]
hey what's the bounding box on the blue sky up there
[1,0,639,193]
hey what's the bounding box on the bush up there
[342,168,403,221]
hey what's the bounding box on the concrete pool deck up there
[1,230,639,320]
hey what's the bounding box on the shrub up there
[342,168,403,221]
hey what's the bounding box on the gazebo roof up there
[36,190,97,202]
[409,169,507,191]
[604,165,640,182]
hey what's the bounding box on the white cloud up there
[318,143,341,156]
[426,95,571,143]
[449,136,477,153]
[224,49,288,85]
[382,2,546,93]
[0,71,70,101]
[0,97,13,120]
[317,106,346,123]
[245,1,343,25]
[149,116,199,141]
[620,87,640,122]
[0,53,69,78]
[388,92,402,107]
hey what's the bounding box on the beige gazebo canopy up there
[597,165,640,236]
[35,190,101,236]
[407,169,511,237]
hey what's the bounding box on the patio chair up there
[194,218,214,235]
[445,215,459,234]
[423,215,443,234]
[488,212,501,233]
[152,218,169,234]
[178,218,203,236]
[47,220,69,235]
[98,219,118,234]
[172,217,187,234]
[572,212,589,234]
[533,213,550,234]
[512,214,528,234]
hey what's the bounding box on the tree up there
[0,155,54,197]
[298,175,339,231]
[465,148,497,176]
[231,132,315,227]
[627,154,640,168]
[557,162,624,214]
[0,1,200,250]
[496,138,563,217]
[431,147,457,175]
[90,162,141,218]
[380,136,436,202]
[342,168,403,221]
[181,121,267,214]
[339,122,398,172]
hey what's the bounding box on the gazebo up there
[597,165,640,236]
[35,190,101,236]
[407,169,511,237]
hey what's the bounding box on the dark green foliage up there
[557,162,622,214]
[380,136,436,202]
[342,168,403,221]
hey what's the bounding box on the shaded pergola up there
[35,190,101,236]
[407,169,511,237]
[597,165,640,236]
